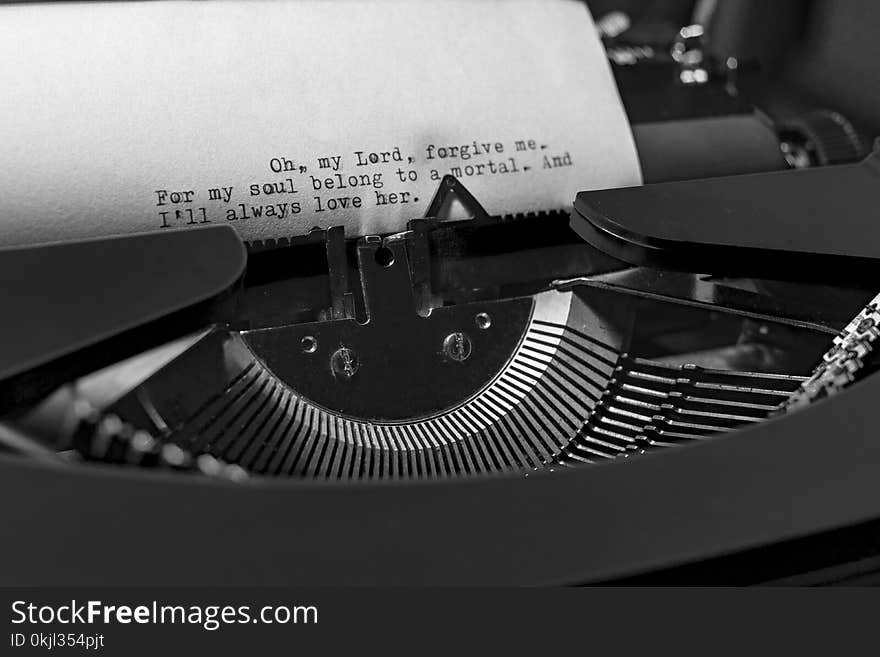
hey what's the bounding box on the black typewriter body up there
[5,0,880,586]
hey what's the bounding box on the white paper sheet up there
[0,0,641,247]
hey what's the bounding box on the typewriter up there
[3,0,880,586]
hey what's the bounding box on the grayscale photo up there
[0,0,877,652]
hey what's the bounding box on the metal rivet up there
[374,246,395,268]
[301,335,318,353]
[443,332,472,362]
[475,312,491,330]
[331,347,359,379]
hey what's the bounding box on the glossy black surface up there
[0,226,245,410]
[1,365,879,585]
